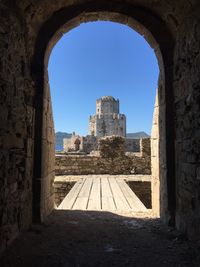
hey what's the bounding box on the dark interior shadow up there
[0,209,195,267]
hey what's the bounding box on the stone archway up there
[31,1,175,225]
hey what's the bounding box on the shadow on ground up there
[0,210,199,267]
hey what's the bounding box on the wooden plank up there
[58,178,85,210]
[78,177,93,197]
[101,177,113,197]
[87,177,101,210]
[73,177,93,210]
[72,197,89,210]
[101,177,116,211]
[58,176,147,213]
[116,179,147,211]
[108,177,130,211]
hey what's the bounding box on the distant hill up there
[55,132,72,150]
[126,132,150,139]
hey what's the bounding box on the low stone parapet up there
[55,153,150,175]
[56,136,151,175]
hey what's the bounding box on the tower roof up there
[100,96,116,101]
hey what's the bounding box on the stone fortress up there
[63,96,139,153]
[1,1,200,257]
[56,96,151,206]
[89,96,126,137]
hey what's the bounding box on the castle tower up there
[89,96,126,137]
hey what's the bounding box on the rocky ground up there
[0,210,199,267]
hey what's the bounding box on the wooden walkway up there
[58,176,147,213]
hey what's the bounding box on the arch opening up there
[32,3,175,225]
[49,20,158,211]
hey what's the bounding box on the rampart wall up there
[56,137,151,175]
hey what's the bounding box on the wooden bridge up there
[58,176,147,213]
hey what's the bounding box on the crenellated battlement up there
[89,96,126,137]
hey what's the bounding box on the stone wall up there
[54,182,75,207]
[151,92,160,217]
[81,135,98,153]
[125,139,140,152]
[55,154,151,175]
[89,96,126,137]
[53,176,79,207]
[0,4,34,253]
[126,181,151,209]
[64,135,141,154]
[96,96,119,115]
[39,82,55,221]
[173,6,200,239]
[98,136,125,158]
[1,0,200,254]
[56,137,151,175]
[63,133,81,152]
[94,114,126,137]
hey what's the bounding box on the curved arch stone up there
[31,1,175,225]
[2,0,200,252]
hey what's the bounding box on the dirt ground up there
[0,210,199,267]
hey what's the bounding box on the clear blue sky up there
[48,21,159,135]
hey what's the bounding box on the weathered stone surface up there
[151,93,160,218]
[89,96,126,137]
[0,0,200,255]
[127,181,151,209]
[54,180,76,207]
[98,136,125,158]
[64,134,140,154]
[55,137,151,175]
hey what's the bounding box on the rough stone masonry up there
[0,0,200,255]
[56,136,151,176]
[63,96,139,153]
